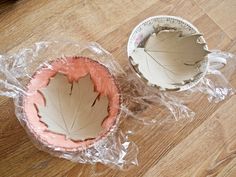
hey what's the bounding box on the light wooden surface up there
[0,0,236,176]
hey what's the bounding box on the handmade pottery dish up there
[23,56,121,151]
[127,15,226,91]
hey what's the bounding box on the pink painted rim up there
[23,56,121,152]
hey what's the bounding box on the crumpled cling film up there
[124,50,235,122]
[191,51,235,102]
[0,41,139,169]
[0,41,235,169]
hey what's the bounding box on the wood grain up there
[0,0,235,177]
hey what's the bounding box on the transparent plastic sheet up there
[125,15,236,123]
[0,41,235,171]
[191,51,235,102]
[0,41,139,170]
[125,50,235,123]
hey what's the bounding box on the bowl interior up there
[127,16,209,91]
[23,57,120,151]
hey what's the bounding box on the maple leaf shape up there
[37,74,109,141]
[130,30,210,90]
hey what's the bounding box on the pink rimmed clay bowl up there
[23,56,121,152]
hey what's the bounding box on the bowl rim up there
[127,15,210,92]
[21,56,122,152]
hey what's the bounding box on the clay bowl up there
[23,56,121,152]
[127,15,212,91]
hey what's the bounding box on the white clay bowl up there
[127,15,226,91]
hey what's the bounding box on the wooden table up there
[0,0,236,176]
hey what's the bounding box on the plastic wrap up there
[0,41,139,169]
[0,41,234,169]
[123,50,235,123]
[190,51,235,102]
[126,15,235,122]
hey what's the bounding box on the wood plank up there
[143,96,236,177]
[0,0,159,53]
[0,0,235,176]
[197,0,236,40]
[194,0,225,11]
[208,0,236,40]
